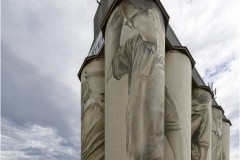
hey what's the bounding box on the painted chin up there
[138,28,156,40]
[141,34,157,44]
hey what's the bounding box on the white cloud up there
[162,0,240,74]
[1,118,80,160]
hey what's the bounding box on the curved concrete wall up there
[191,88,212,160]
[165,50,192,160]
[81,58,105,160]
[212,107,223,160]
[222,121,230,160]
[105,0,166,159]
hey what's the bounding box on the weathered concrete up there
[81,58,105,160]
[105,0,166,159]
[165,49,192,160]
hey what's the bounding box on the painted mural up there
[164,89,184,160]
[212,108,223,160]
[191,88,211,160]
[81,68,105,160]
[105,0,165,159]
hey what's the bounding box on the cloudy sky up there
[1,0,239,159]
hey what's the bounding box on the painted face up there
[125,10,147,29]
[125,9,157,43]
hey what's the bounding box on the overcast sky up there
[1,0,239,159]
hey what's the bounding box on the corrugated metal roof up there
[192,67,205,86]
[166,25,182,47]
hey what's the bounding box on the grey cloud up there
[1,118,80,160]
[22,147,45,156]
[1,41,80,141]
[2,1,85,158]
[2,0,93,94]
